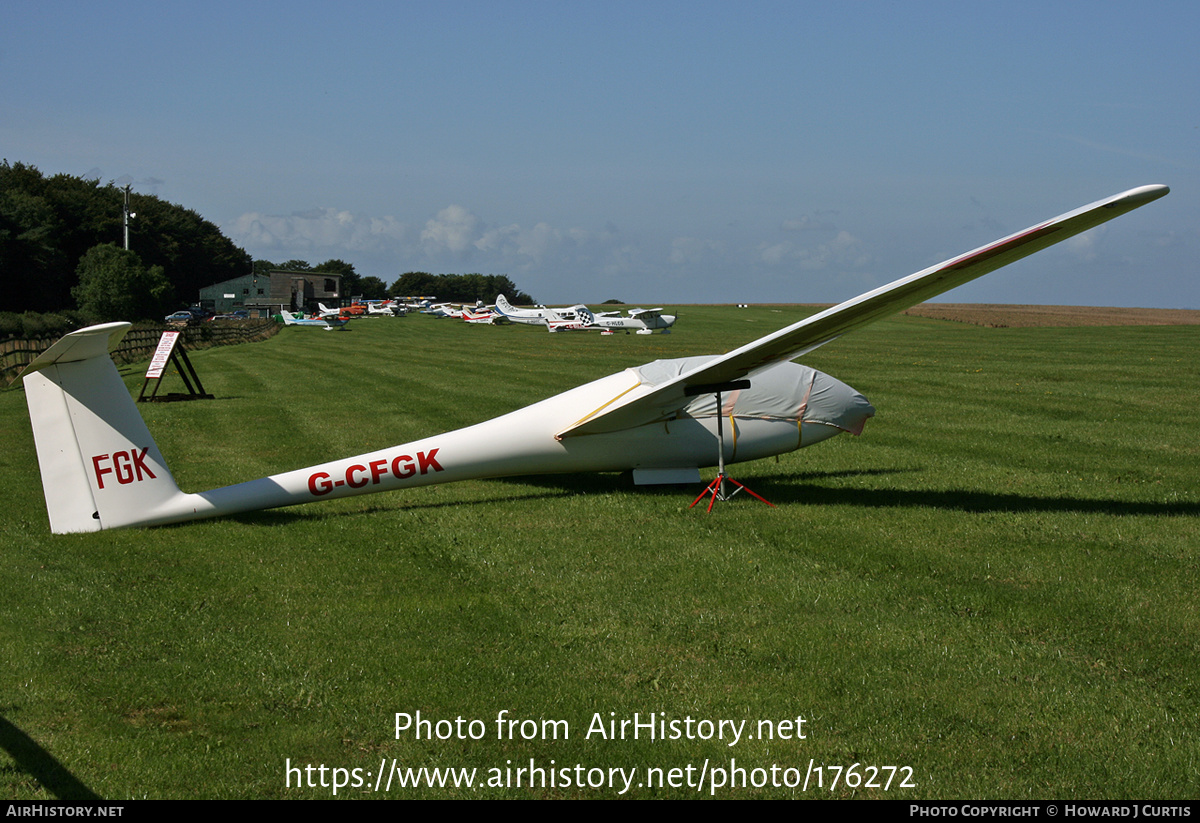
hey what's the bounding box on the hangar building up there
[198,270,343,315]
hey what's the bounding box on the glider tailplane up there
[20,323,186,534]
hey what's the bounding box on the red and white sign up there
[145,331,181,380]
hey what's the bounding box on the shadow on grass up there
[770,480,1199,517]
[510,469,1200,516]
[685,470,1198,517]
[208,466,1198,527]
[0,711,101,800]
[216,488,582,527]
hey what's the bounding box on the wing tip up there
[1116,184,1169,206]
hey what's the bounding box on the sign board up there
[138,330,212,402]
[145,331,181,379]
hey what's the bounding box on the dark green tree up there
[0,161,251,313]
[357,276,388,299]
[0,186,68,311]
[387,271,533,304]
[390,271,438,297]
[72,243,173,322]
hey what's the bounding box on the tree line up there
[390,271,534,305]
[1,161,251,316]
[250,264,535,306]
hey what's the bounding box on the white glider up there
[20,185,1167,532]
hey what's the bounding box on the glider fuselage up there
[99,359,869,529]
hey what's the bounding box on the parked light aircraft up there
[494,295,586,326]
[495,295,673,333]
[546,306,601,333]
[600,307,676,334]
[461,305,504,324]
[279,310,348,330]
[367,300,405,317]
[423,303,463,318]
[396,296,437,312]
[20,186,1167,532]
[546,305,677,334]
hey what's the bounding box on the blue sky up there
[4,1,1196,307]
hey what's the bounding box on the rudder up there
[21,323,185,533]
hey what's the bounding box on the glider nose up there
[807,371,875,436]
[842,385,875,435]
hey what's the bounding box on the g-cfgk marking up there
[92,449,157,489]
[307,448,444,496]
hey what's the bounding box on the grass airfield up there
[2,306,1197,799]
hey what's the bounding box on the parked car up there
[165,311,193,323]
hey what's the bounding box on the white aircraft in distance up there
[279,310,348,330]
[423,303,463,318]
[494,294,587,326]
[545,305,601,333]
[495,294,674,333]
[368,300,406,317]
[461,305,504,324]
[20,186,1167,533]
[546,305,677,334]
[600,307,676,335]
[316,303,342,319]
[397,296,437,311]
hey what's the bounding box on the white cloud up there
[225,204,638,296]
[758,229,871,271]
[225,208,415,257]
[421,205,481,255]
[669,236,724,267]
[222,201,891,302]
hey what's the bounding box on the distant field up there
[716,303,1200,328]
[902,303,1200,327]
[2,307,1196,799]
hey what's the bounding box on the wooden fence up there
[2,320,280,386]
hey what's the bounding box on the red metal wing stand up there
[685,381,775,511]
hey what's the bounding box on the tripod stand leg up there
[722,476,776,508]
[690,473,775,511]
[690,476,722,510]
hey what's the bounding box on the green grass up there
[2,308,1196,798]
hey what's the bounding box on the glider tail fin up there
[20,323,186,533]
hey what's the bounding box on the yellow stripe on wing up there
[554,382,645,441]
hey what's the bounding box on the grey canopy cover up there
[632,355,874,436]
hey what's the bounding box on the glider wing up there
[557,184,1169,438]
